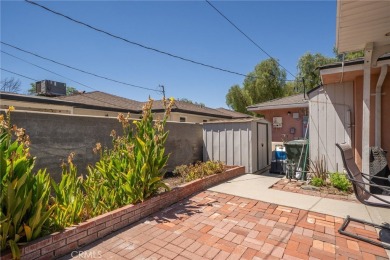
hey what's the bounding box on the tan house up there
[0,91,141,118]
[0,91,243,123]
[247,93,309,143]
[308,0,390,173]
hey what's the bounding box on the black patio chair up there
[336,143,390,250]
[369,146,390,195]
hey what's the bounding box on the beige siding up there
[1,100,73,114]
[73,108,139,118]
[166,112,227,123]
[2,99,228,123]
[309,82,354,173]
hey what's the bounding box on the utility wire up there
[1,68,38,81]
[2,50,97,91]
[1,41,161,93]
[1,51,140,110]
[205,0,297,80]
[25,0,253,79]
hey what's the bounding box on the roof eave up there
[151,108,232,119]
[247,103,308,112]
[0,92,140,114]
[320,58,390,76]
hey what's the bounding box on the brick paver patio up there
[66,191,388,260]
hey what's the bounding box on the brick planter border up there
[1,166,245,260]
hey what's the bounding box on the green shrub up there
[0,107,54,259]
[311,177,325,187]
[50,154,85,229]
[330,172,351,192]
[174,161,225,183]
[172,164,189,177]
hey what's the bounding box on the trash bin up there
[270,146,287,174]
[284,139,309,180]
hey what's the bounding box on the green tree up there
[177,98,205,107]
[295,52,335,91]
[226,84,251,113]
[333,47,364,61]
[27,83,36,95]
[283,81,297,97]
[226,59,287,113]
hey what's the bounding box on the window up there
[179,117,186,122]
[203,120,208,123]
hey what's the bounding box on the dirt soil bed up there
[162,166,236,191]
[163,174,184,190]
[270,178,358,203]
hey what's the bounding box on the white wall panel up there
[203,120,271,173]
[308,82,354,173]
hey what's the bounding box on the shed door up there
[257,123,268,170]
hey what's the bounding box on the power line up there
[205,0,297,80]
[24,0,252,79]
[1,41,161,93]
[2,50,97,91]
[1,68,38,81]
[1,51,142,110]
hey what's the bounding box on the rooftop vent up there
[36,80,66,96]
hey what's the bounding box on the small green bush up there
[311,177,325,187]
[330,172,351,192]
[174,161,225,183]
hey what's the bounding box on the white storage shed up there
[203,118,272,173]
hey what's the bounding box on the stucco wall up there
[259,107,308,142]
[354,74,390,170]
[4,111,203,182]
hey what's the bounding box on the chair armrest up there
[347,177,390,191]
[360,174,390,187]
[361,172,390,181]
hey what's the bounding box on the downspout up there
[375,65,388,147]
[362,42,373,174]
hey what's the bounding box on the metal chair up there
[336,143,390,249]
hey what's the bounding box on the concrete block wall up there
[5,110,203,181]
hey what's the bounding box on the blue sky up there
[1,1,336,108]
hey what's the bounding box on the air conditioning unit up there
[273,117,282,128]
[36,80,66,96]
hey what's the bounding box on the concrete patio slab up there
[208,174,390,225]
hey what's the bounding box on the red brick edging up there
[0,166,245,260]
